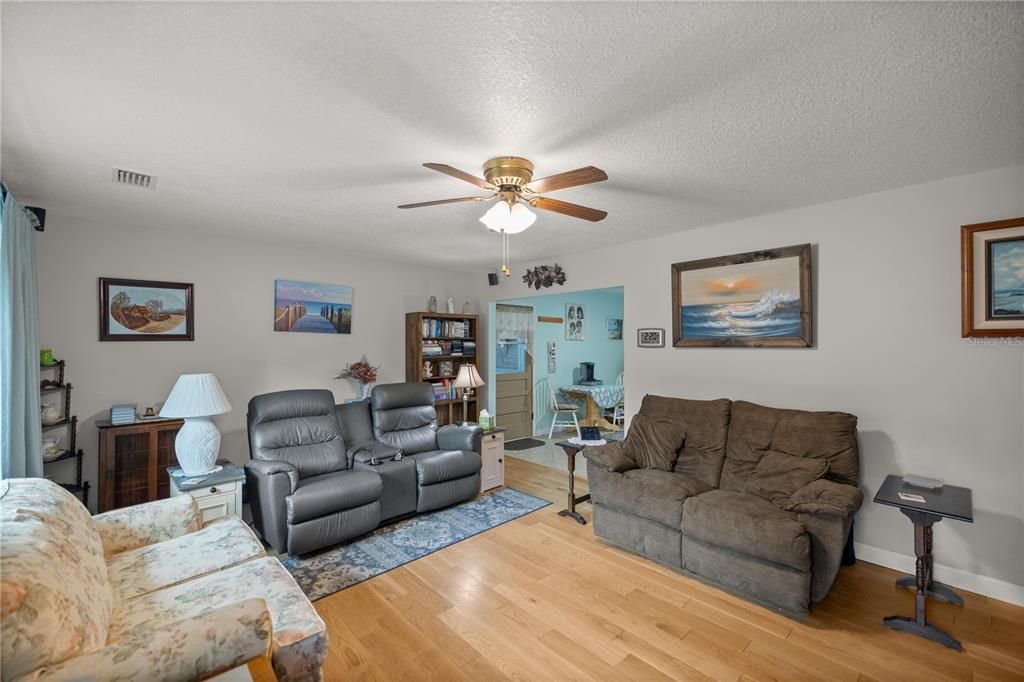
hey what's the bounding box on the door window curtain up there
[0,183,43,479]
[495,304,533,355]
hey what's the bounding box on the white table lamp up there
[159,373,232,476]
[452,364,485,424]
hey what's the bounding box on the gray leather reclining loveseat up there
[583,394,862,619]
[246,383,481,556]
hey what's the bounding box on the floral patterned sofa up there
[0,478,327,681]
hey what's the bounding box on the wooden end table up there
[873,474,974,650]
[554,440,591,525]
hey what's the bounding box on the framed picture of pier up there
[274,279,353,334]
[99,277,194,341]
[671,244,812,348]
[961,217,1024,337]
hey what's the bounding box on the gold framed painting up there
[672,244,812,348]
[961,217,1024,337]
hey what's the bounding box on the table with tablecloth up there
[560,384,624,431]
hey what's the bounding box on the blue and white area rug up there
[281,487,550,600]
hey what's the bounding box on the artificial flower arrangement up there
[335,356,380,398]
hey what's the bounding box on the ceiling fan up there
[398,157,608,276]
[398,156,608,225]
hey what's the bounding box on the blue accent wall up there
[488,287,623,435]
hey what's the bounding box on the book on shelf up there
[429,379,454,401]
[421,318,472,339]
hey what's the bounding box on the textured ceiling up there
[2,2,1022,270]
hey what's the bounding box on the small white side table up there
[480,428,505,492]
[168,460,245,524]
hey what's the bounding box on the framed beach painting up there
[671,244,812,347]
[961,217,1024,337]
[274,279,353,334]
[607,317,623,340]
[99,278,193,341]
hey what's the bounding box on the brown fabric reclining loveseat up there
[582,395,862,618]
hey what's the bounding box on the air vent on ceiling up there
[113,168,156,188]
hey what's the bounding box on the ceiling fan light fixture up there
[479,200,536,234]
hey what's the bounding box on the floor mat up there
[504,437,547,451]
[280,487,550,600]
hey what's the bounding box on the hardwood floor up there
[314,457,1024,681]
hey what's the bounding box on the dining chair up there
[547,380,581,439]
[611,372,625,426]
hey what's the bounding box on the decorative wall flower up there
[522,264,566,289]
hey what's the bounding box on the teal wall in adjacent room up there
[488,286,624,435]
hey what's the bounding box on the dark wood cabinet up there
[97,418,183,512]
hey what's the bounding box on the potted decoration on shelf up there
[334,355,380,401]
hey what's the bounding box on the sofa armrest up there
[245,458,299,493]
[93,495,201,558]
[581,441,637,473]
[29,598,272,681]
[437,423,483,453]
[787,479,863,518]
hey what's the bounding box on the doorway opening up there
[488,286,625,475]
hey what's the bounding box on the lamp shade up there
[159,373,232,418]
[479,201,536,234]
[452,364,485,389]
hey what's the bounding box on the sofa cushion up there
[638,395,731,488]
[108,556,327,682]
[107,516,265,601]
[372,383,439,455]
[742,450,829,508]
[410,449,482,485]
[286,470,383,524]
[0,479,112,679]
[621,413,686,471]
[681,489,810,571]
[589,468,712,527]
[248,389,348,478]
[721,400,858,491]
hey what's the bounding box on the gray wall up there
[35,216,474,511]
[477,165,1024,600]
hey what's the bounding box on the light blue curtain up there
[0,183,43,479]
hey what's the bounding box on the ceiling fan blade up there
[530,196,607,222]
[397,196,490,209]
[526,166,608,193]
[423,163,494,189]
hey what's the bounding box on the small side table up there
[168,459,245,524]
[480,428,506,492]
[554,441,591,525]
[873,474,974,650]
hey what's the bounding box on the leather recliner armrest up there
[437,423,483,453]
[245,458,299,493]
[581,441,637,473]
[786,479,864,518]
[349,441,403,464]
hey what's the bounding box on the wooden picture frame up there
[671,244,812,348]
[99,277,194,341]
[961,217,1024,337]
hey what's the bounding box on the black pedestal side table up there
[873,474,974,650]
[554,440,591,525]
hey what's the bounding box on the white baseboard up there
[854,542,1024,607]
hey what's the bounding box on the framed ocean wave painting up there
[671,244,812,348]
[961,217,1024,338]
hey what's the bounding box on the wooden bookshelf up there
[405,312,479,426]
